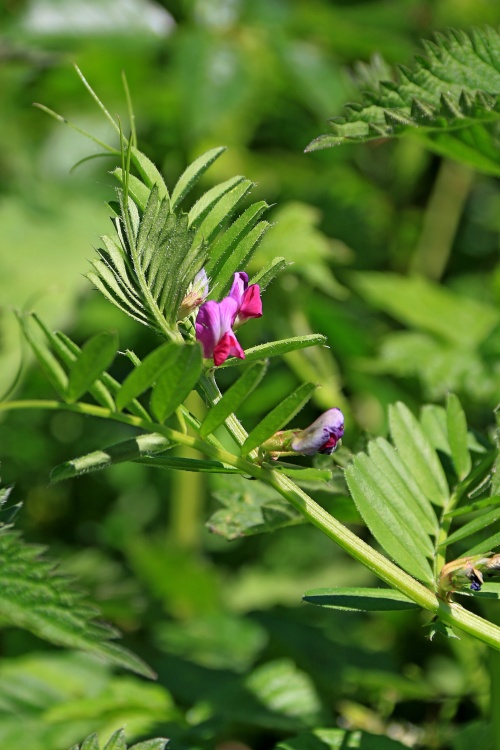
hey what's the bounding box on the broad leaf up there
[303,587,419,611]
[67,331,118,403]
[447,393,472,480]
[241,383,317,455]
[150,343,202,422]
[200,361,267,438]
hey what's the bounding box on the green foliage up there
[0,487,153,678]
[308,27,500,175]
[276,727,408,749]
[303,588,419,612]
[70,730,168,750]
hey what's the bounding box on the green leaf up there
[246,659,322,724]
[139,456,238,473]
[130,146,169,204]
[192,178,254,242]
[345,454,434,584]
[273,465,333,483]
[116,343,182,411]
[303,587,419,611]
[112,168,151,211]
[0,511,154,678]
[200,362,267,438]
[67,331,118,403]
[276,728,408,750]
[447,496,500,519]
[171,146,226,209]
[17,312,68,397]
[354,273,499,348]
[420,404,451,455]
[206,201,269,278]
[104,730,127,750]
[306,28,500,176]
[447,393,472,480]
[150,343,202,422]
[207,473,303,540]
[250,256,288,291]
[440,507,500,548]
[462,531,500,557]
[218,334,327,368]
[241,383,317,456]
[389,402,449,506]
[210,220,270,299]
[51,433,172,483]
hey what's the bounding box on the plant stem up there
[2,397,500,649]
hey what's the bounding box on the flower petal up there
[213,331,245,366]
[291,408,344,455]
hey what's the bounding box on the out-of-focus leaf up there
[67,331,118,403]
[207,474,304,540]
[303,587,419,611]
[447,394,472,480]
[246,659,322,725]
[276,727,409,749]
[241,383,317,455]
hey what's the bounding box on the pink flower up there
[291,408,344,455]
[195,297,244,366]
[229,272,262,328]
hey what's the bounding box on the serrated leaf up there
[0,517,154,678]
[116,343,181,411]
[440,507,500,548]
[307,28,500,175]
[150,343,202,422]
[447,393,472,480]
[241,383,317,456]
[389,402,449,506]
[200,362,267,438]
[345,456,434,584]
[303,587,419,611]
[67,331,118,403]
[219,334,327,368]
[171,146,226,209]
[51,433,172,483]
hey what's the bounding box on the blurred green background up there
[1,1,500,748]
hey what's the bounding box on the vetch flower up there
[195,297,244,366]
[229,272,262,328]
[178,268,210,320]
[291,408,344,455]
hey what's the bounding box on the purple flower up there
[195,297,245,366]
[291,408,344,455]
[229,272,262,328]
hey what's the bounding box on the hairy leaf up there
[218,334,327,368]
[303,587,419,611]
[447,393,472,480]
[200,362,267,438]
[67,331,118,403]
[150,343,202,422]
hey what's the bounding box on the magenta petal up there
[229,272,249,307]
[213,331,245,366]
[195,301,221,358]
[239,284,262,321]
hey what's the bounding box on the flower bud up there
[178,268,209,320]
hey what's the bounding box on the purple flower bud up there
[291,408,344,456]
[195,297,245,366]
[229,272,262,328]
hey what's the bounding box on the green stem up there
[2,398,500,649]
[434,491,459,581]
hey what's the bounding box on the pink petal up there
[213,331,245,366]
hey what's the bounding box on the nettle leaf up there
[51,433,172,483]
[67,331,118,403]
[0,493,153,678]
[150,343,202,422]
[241,382,317,456]
[307,27,500,175]
[71,729,169,750]
[207,473,304,540]
[447,393,472,480]
[200,361,267,438]
[303,587,419,612]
